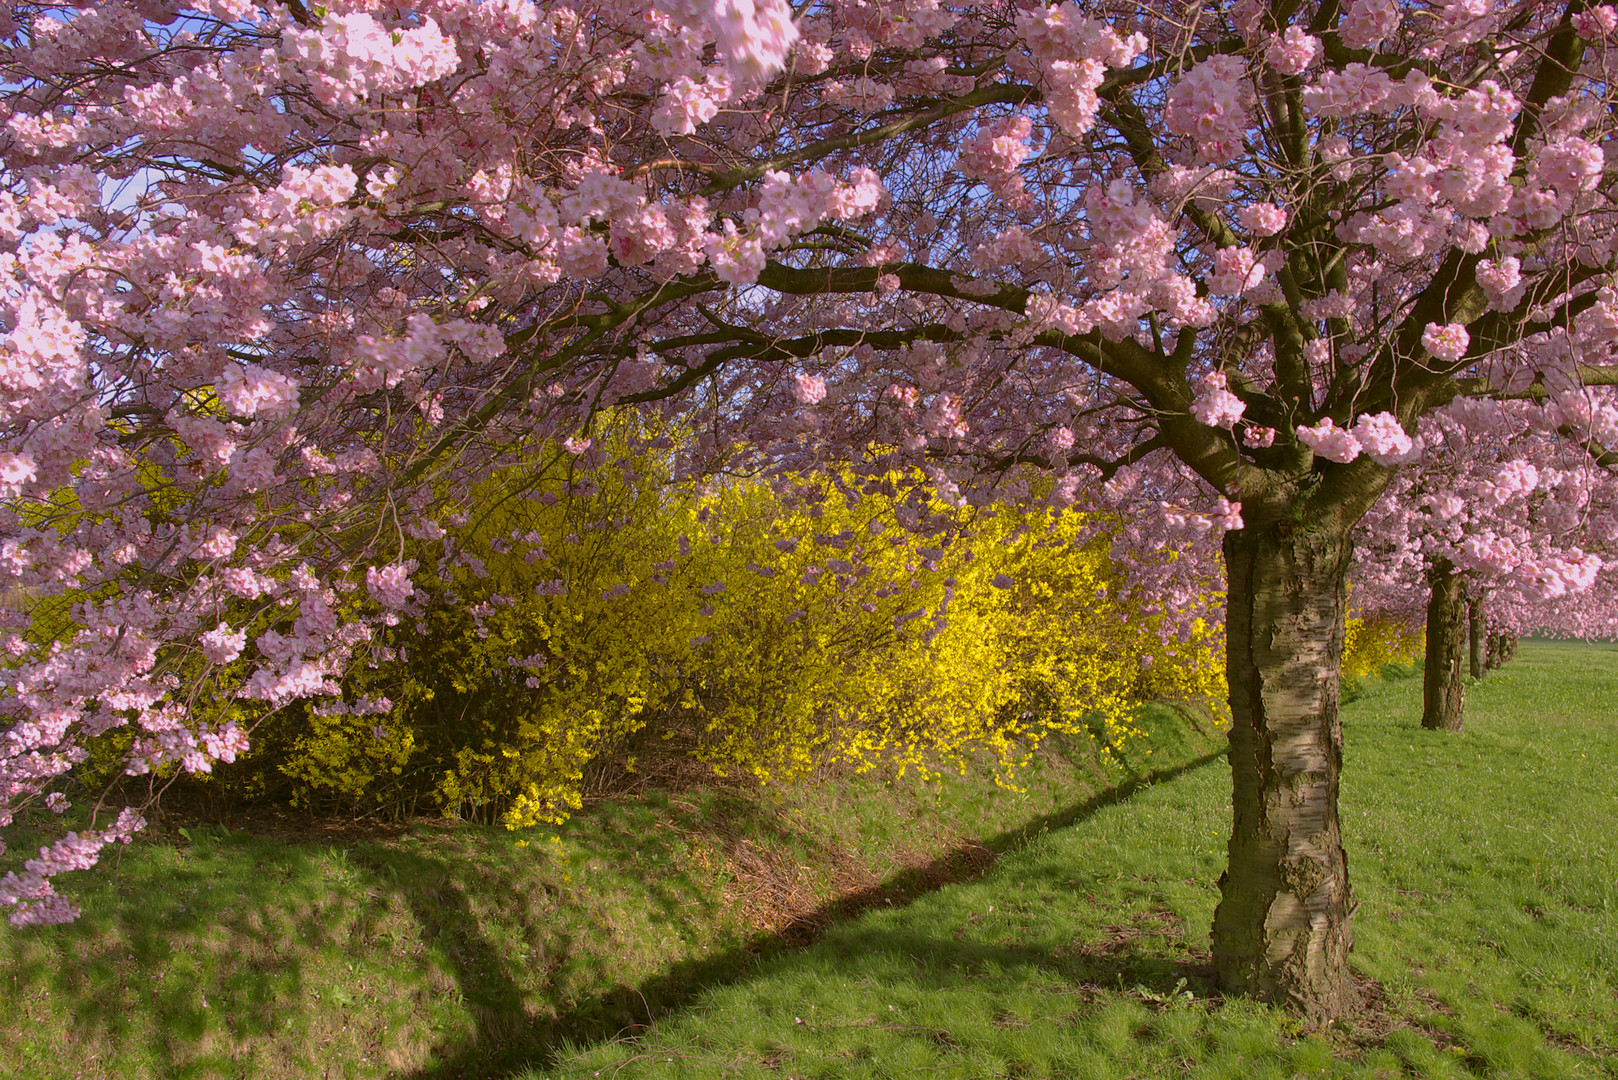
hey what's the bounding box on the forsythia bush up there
[1342,612,1424,685]
[242,429,1226,826]
[675,476,1185,790]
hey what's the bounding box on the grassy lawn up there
[2,642,1612,1078]
[518,641,1618,1080]
[0,700,1216,1079]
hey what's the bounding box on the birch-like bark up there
[1213,524,1357,1024]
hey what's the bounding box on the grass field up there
[2,641,1614,1079]
[519,641,1618,1080]
[0,694,1216,1079]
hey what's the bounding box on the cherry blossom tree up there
[5,0,1618,1024]
[1353,403,1618,728]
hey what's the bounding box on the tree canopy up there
[4,0,1618,1020]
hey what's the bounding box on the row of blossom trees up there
[4,0,1618,1022]
[1352,402,1618,728]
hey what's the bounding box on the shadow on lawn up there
[387,747,1227,1080]
[4,835,367,1074]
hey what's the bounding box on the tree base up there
[1214,940,1362,1025]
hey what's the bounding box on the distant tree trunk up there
[1213,523,1357,1025]
[1422,559,1466,732]
[1485,629,1519,670]
[1468,595,1485,680]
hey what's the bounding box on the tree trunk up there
[1422,560,1466,732]
[1486,631,1502,670]
[1468,594,1485,680]
[1213,524,1357,1024]
[1502,631,1519,663]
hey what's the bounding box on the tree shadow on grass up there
[385,747,1227,1079]
[345,846,545,1077]
[1,832,365,1077]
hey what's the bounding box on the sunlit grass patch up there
[5,645,1610,1078]
[0,705,1212,1078]
[521,642,1618,1079]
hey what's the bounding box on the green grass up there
[0,704,1215,1079]
[514,641,1618,1080]
[5,643,1614,1078]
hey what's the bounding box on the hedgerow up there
[212,429,1226,826]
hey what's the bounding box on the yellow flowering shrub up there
[276,427,697,821]
[1342,612,1424,685]
[674,478,1148,787]
[267,430,1227,826]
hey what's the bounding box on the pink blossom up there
[284,11,460,102]
[705,220,766,284]
[974,226,1042,271]
[557,227,609,278]
[795,41,833,75]
[1422,322,1471,363]
[1209,498,1244,532]
[366,562,416,609]
[711,0,799,82]
[1350,412,1416,465]
[610,205,677,267]
[1340,0,1400,49]
[220,446,277,493]
[828,168,886,221]
[1431,494,1466,520]
[0,451,37,497]
[959,117,1034,184]
[1237,203,1287,236]
[1476,256,1523,311]
[1014,5,1142,137]
[1265,27,1320,76]
[197,527,238,560]
[791,373,827,404]
[1190,370,1247,428]
[1296,418,1363,463]
[219,567,272,600]
[215,363,300,420]
[922,395,968,439]
[1207,247,1264,296]
[1530,136,1605,193]
[824,77,896,114]
[653,74,732,136]
[1164,55,1251,164]
[1574,5,1618,36]
[1491,459,1539,499]
[1045,58,1107,137]
[234,163,358,247]
[198,622,246,665]
[0,810,143,926]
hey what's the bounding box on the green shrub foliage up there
[221,429,1224,826]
